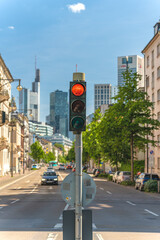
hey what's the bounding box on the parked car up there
[41,171,59,185]
[66,165,72,170]
[135,173,159,191]
[117,171,131,183]
[94,169,103,177]
[59,164,66,170]
[31,164,40,170]
[112,171,120,183]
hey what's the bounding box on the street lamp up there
[0,78,22,91]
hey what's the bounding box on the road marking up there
[96,233,104,240]
[17,187,21,190]
[106,191,112,194]
[64,204,69,211]
[30,185,38,194]
[11,199,19,204]
[59,214,62,220]
[49,186,53,190]
[92,223,97,229]
[144,209,159,216]
[57,171,63,181]
[0,171,36,190]
[47,233,58,240]
[0,207,3,209]
[25,180,30,183]
[100,187,104,190]
[126,201,136,206]
[53,223,63,229]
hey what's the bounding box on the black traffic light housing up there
[69,81,86,132]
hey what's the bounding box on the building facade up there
[118,55,144,88]
[50,90,68,137]
[19,69,40,122]
[0,56,12,176]
[29,120,53,137]
[94,84,112,111]
[142,21,160,175]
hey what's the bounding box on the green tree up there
[113,70,160,181]
[44,151,56,163]
[30,141,45,163]
[65,142,75,163]
[54,143,65,155]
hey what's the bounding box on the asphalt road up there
[0,168,160,240]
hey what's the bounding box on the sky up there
[0,0,160,121]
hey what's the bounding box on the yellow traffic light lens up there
[72,100,85,113]
[72,84,85,96]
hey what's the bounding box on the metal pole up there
[11,126,14,177]
[23,122,25,174]
[75,133,82,240]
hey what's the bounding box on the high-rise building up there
[19,69,40,122]
[94,84,112,111]
[118,55,144,88]
[50,90,68,137]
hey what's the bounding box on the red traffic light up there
[72,83,85,96]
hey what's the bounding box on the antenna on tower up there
[35,56,37,74]
[76,64,78,72]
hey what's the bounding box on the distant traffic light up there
[69,81,86,132]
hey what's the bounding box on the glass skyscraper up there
[50,90,68,137]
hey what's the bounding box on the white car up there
[59,164,66,170]
[117,171,131,184]
[112,171,120,183]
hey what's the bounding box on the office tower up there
[94,84,112,111]
[50,90,68,137]
[118,55,144,87]
[19,69,40,122]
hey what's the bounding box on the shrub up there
[120,180,135,186]
[144,180,158,192]
[108,175,113,181]
[98,173,109,178]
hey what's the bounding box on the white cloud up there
[8,26,15,30]
[68,3,85,13]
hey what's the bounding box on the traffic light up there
[69,81,86,132]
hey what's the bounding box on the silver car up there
[112,171,120,183]
[117,171,131,183]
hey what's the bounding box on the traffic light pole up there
[75,132,82,240]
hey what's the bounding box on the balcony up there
[0,90,9,103]
[0,137,9,151]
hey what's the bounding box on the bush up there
[120,180,135,186]
[98,173,109,178]
[108,175,113,181]
[144,180,158,192]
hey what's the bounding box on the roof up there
[142,32,160,54]
[0,55,13,81]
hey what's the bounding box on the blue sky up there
[0,0,160,121]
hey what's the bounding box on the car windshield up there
[43,172,56,176]
[60,164,64,166]
[152,175,159,180]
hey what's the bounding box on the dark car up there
[66,165,72,170]
[41,171,59,185]
[94,169,103,177]
[135,173,159,191]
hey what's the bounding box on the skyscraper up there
[94,84,112,111]
[118,55,144,87]
[50,90,68,137]
[19,69,40,122]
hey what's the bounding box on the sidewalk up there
[0,169,32,189]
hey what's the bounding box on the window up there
[95,90,97,94]
[147,56,149,67]
[152,50,154,68]
[95,95,97,100]
[157,44,160,57]
[101,90,103,94]
[122,57,132,64]
[146,76,149,88]
[152,72,154,89]
[157,112,160,121]
[157,67,160,79]
[157,90,160,101]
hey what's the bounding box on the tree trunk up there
[131,134,134,182]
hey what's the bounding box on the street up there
[0,168,160,240]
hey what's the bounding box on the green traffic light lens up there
[72,100,85,113]
[71,117,85,130]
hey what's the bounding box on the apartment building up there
[142,21,160,174]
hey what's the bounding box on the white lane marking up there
[47,233,58,240]
[11,199,19,204]
[17,187,21,190]
[64,204,69,211]
[96,233,104,240]
[0,207,3,209]
[144,209,159,217]
[0,171,36,190]
[25,180,30,183]
[53,223,63,229]
[49,186,53,190]
[57,171,63,181]
[126,201,136,206]
[100,187,104,190]
[59,214,62,220]
[92,223,97,229]
[30,185,38,194]
[106,191,112,195]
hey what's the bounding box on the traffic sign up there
[150,150,154,155]
[61,172,96,207]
